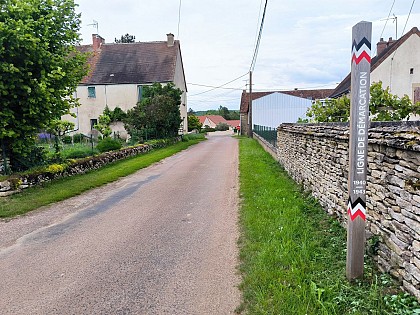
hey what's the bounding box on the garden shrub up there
[96,137,122,153]
[10,145,48,172]
[62,135,72,144]
[215,122,230,131]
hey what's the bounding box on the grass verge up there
[237,137,419,315]
[0,138,204,218]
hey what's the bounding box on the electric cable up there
[401,0,416,37]
[249,0,268,72]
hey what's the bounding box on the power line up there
[379,0,395,39]
[401,0,416,37]
[188,83,244,91]
[250,0,268,72]
[188,73,249,97]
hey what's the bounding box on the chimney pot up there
[167,33,174,47]
[389,37,393,41]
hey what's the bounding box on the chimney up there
[92,34,105,50]
[376,37,387,56]
[167,33,174,47]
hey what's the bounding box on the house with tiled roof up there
[330,27,420,116]
[239,89,334,135]
[197,115,239,131]
[64,33,188,136]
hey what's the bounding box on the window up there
[90,119,98,130]
[137,85,143,102]
[88,86,96,98]
[410,68,414,75]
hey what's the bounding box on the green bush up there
[96,137,122,153]
[10,145,48,172]
[64,149,94,159]
[215,122,230,131]
[62,135,72,144]
[72,133,85,143]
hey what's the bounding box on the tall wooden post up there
[247,71,253,138]
[346,21,372,280]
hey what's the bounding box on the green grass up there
[0,138,204,218]
[237,137,419,315]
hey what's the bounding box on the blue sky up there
[75,0,420,111]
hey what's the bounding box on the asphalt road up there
[0,132,240,315]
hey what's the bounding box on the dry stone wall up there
[276,121,420,299]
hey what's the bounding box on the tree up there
[370,81,420,121]
[115,33,136,43]
[94,113,112,138]
[302,82,420,123]
[46,119,75,160]
[306,96,350,122]
[0,0,87,172]
[187,108,196,116]
[187,115,202,131]
[125,83,182,139]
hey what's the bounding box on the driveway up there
[0,132,240,314]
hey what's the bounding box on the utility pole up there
[247,71,253,138]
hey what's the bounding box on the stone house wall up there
[276,121,420,299]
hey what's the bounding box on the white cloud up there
[75,0,420,111]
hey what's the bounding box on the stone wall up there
[0,138,180,196]
[276,121,420,299]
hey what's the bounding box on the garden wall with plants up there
[275,121,420,299]
[0,138,179,196]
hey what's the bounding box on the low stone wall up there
[277,121,420,299]
[0,138,180,196]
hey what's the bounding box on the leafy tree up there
[306,96,350,122]
[0,0,87,172]
[46,119,75,161]
[125,83,182,139]
[94,113,112,138]
[115,33,136,43]
[302,82,420,123]
[370,81,420,121]
[188,108,196,116]
[187,115,202,131]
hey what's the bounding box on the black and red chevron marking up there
[351,37,371,65]
[347,197,366,221]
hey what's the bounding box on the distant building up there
[64,33,188,137]
[239,89,334,135]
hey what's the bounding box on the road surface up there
[0,132,240,314]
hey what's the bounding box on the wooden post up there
[346,21,372,280]
[248,71,253,138]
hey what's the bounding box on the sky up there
[75,0,420,111]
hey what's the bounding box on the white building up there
[64,33,188,137]
[252,92,313,128]
[331,27,420,116]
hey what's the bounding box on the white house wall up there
[174,48,188,131]
[64,81,188,136]
[252,92,313,128]
[371,34,420,101]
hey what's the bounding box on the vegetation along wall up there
[276,121,420,299]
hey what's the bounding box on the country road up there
[0,132,240,315]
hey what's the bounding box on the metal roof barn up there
[252,92,313,128]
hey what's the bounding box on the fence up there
[253,125,277,147]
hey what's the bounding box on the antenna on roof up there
[87,20,99,34]
[380,14,397,39]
